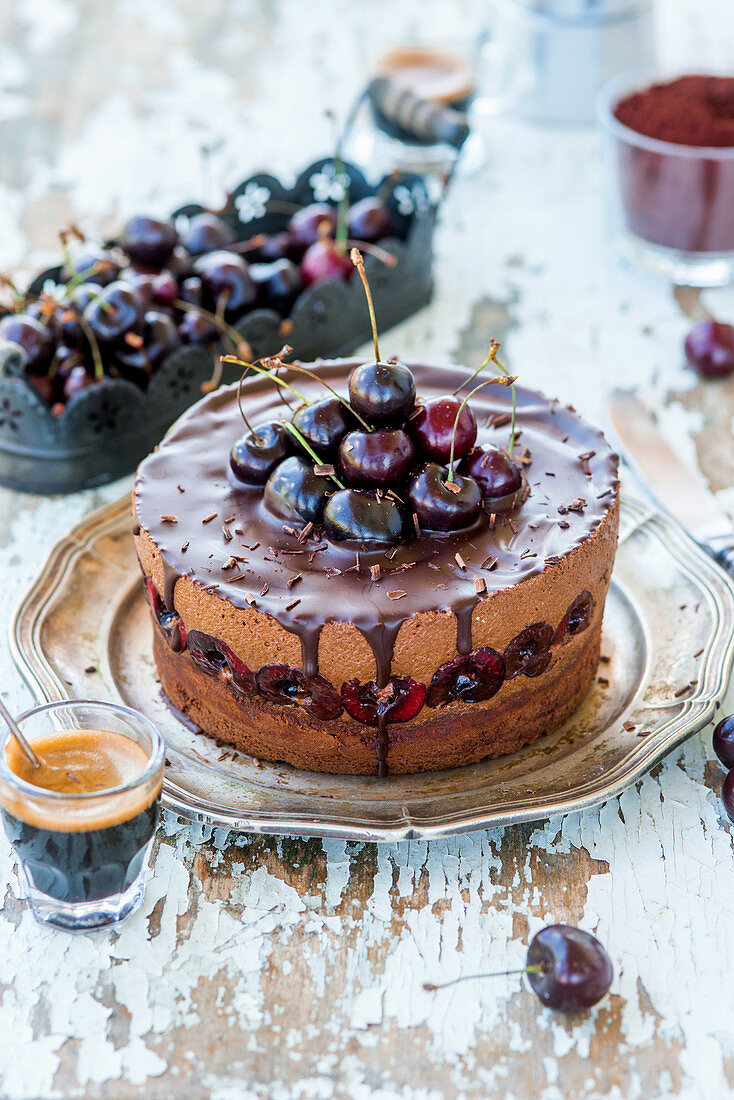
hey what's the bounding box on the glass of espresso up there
[0,700,164,932]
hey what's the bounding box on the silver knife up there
[607,389,734,577]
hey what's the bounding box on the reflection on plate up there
[11,492,734,841]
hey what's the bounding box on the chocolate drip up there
[455,603,475,656]
[294,622,322,680]
[376,715,389,779]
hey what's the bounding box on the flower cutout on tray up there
[234,182,271,224]
[308,162,349,203]
[393,182,430,217]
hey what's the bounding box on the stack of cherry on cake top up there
[134,255,620,777]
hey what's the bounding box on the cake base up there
[153,623,602,775]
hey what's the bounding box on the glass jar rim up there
[0,699,165,803]
[597,69,734,159]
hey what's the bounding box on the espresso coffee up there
[1,729,160,904]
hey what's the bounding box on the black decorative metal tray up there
[0,158,436,495]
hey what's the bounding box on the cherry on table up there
[230,421,291,485]
[300,240,353,286]
[114,310,182,380]
[58,283,97,347]
[411,396,477,463]
[526,925,614,1012]
[323,488,405,543]
[348,360,416,427]
[289,203,337,250]
[713,715,734,769]
[407,463,481,532]
[292,397,352,457]
[339,428,414,487]
[264,455,330,524]
[179,276,203,306]
[178,308,218,344]
[684,320,734,379]
[0,314,56,374]
[119,215,178,270]
[181,212,235,256]
[347,197,395,243]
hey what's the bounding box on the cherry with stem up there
[447,374,515,482]
[280,420,345,488]
[351,248,381,362]
[453,340,518,457]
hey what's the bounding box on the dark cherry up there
[167,245,195,280]
[264,455,330,524]
[194,251,256,318]
[145,578,186,652]
[178,309,218,344]
[181,212,235,256]
[61,243,120,286]
[722,769,734,823]
[341,676,426,725]
[58,284,97,347]
[150,271,179,307]
[186,629,255,698]
[27,373,55,405]
[407,464,481,532]
[347,197,395,244]
[526,925,613,1012]
[411,397,477,463]
[119,215,177,270]
[552,591,594,646]
[289,203,337,250]
[460,447,523,504]
[503,623,553,678]
[230,421,291,485]
[292,398,352,457]
[62,364,95,402]
[83,281,145,343]
[684,320,734,379]
[300,240,353,287]
[256,665,343,720]
[323,489,405,544]
[426,648,506,707]
[260,259,303,314]
[339,428,414,487]
[713,715,734,769]
[348,360,416,427]
[114,310,182,381]
[256,231,295,262]
[179,276,203,306]
[0,314,55,374]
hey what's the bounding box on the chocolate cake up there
[133,354,619,776]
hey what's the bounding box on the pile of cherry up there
[0,196,396,414]
[230,260,524,546]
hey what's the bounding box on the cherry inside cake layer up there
[133,360,619,775]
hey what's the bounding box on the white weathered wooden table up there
[2,2,734,1097]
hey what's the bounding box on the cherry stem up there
[423,965,544,992]
[345,239,397,267]
[453,340,518,458]
[173,299,252,360]
[263,358,371,431]
[236,366,255,434]
[447,374,513,481]
[280,420,345,488]
[75,311,105,382]
[351,248,381,363]
[221,354,311,406]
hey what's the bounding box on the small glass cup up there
[599,70,734,287]
[0,700,164,932]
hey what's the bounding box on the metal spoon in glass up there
[0,697,42,769]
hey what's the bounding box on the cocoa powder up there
[615,75,734,148]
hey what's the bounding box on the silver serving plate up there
[10,492,734,842]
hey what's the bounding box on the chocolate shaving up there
[297,521,313,543]
[287,573,302,588]
[222,525,233,542]
[623,721,636,731]
[444,480,461,494]
[558,520,570,529]
[455,552,466,570]
[428,562,440,571]
[228,572,249,582]
[385,547,399,560]
[181,541,189,552]
[370,564,381,582]
[520,549,537,559]
[413,513,422,537]
[387,590,407,600]
[244,592,256,606]
[202,512,217,524]
[282,526,297,538]
[597,677,610,687]
[160,514,178,523]
[482,556,498,571]
[285,598,301,611]
[201,583,220,592]
[314,464,335,477]
[474,577,487,595]
[578,451,596,461]
[545,555,562,565]
[260,582,269,595]
[177,485,185,493]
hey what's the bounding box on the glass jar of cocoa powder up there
[599,71,734,286]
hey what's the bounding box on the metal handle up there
[713,544,734,579]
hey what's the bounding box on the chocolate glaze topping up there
[135,360,618,709]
